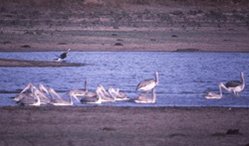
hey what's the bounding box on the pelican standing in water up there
[30,87,42,106]
[38,84,50,95]
[68,80,88,100]
[14,83,48,106]
[16,84,41,106]
[47,87,80,106]
[136,71,159,93]
[80,91,99,104]
[205,72,245,99]
[68,80,98,104]
[108,87,129,101]
[135,71,159,103]
[13,83,35,102]
[80,85,102,104]
[37,83,51,104]
[219,72,245,96]
[96,84,115,103]
[55,48,71,62]
[205,83,223,99]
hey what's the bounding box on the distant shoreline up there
[1,49,249,52]
[0,58,84,67]
[1,50,249,67]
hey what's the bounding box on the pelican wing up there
[14,83,36,102]
[81,96,98,103]
[225,80,241,88]
[136,79,155,90]
[39,84,49,94]
[16,94,36,105]
[48,88,67,103]
[108,87,128,101]
[85,91,97,98]
[68,89,87,98]
[35,90,50,104]
[80,91,98,103]
[60,52,67,59]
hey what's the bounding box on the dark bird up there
[55,48,71,62]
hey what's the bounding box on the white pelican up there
[108,87,129,101]
[14,83,35,102]
[20,83,34,94]
[14,83,48,105]
[68,80,88,100]
[134,88,157,104]
[68,80,99,104]
[80,91,99,104]
[136,71,159,92]
[96,85,115,103]
[36,83,51,104]
[47,87,79,106]
[16,84,41,106]
[205,83,223,99]
[16,94,37,106]
[219,72,245,96]
[55,48,71,62]
[30,87,42,106]
[38,83,50,95]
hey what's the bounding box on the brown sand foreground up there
[0,106,249,146]
[0,58,84,67]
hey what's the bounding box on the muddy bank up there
[0,106,248,146]
[0,58,84,67]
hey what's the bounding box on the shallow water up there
[0,52,249,107]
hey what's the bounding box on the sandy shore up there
[0,106,248,146]
[0,0,249,52]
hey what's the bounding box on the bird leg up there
[235,92,240,97]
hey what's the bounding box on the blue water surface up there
[0,51,249,107]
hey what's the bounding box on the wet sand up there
[0,106,248,146]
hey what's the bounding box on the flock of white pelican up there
[13,71,246,106]
[12,49,246,105]
[13,72,159,106]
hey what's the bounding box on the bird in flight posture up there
[54,48,71,62]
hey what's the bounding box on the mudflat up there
[0,0,249,52]
[0,106,248,146]
[0,58,84,67]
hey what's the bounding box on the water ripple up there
[0,52,249,107]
